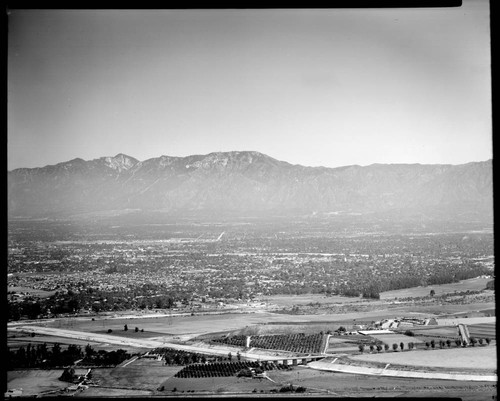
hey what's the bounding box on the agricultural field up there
[380,277,493,300]
[350,344,497,370]
[156,375,280,394]
[210,332,325,354]
[267,366,496,399]
[367,333,424,346]
[7,334,104,350]
[87,358,180,390]
[381,300,496,317]
[325,337,359,353]
[408,322,496,341]
[173,360,286,378]
[40,310,424,338]
[43,313,284,337]
[468,323,497,340]
[261,293,371,306]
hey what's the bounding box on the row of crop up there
[209,332,324,353]
[250,333,324,353]
[150,347,224,365]
[209,334,247,347]
[174,360,288,378]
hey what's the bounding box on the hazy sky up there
[8,3,491,170]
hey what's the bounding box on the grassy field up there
[7,331,148,353]
[367,333,424,346]
[89,358,180,391]
[267,366,496,397]
[156,376,280,394]
[260,293,372,306]
[45,313,280,336]
[43,311,425,337]
[9,365,495,399]
[350,345,497,370]
[408,325,459,338]
[7,369,89,396]
[75,387,153,397]
[386,301,496,316]
[380,277,492,300]
[467,323,497,339]
[407,322,495,339]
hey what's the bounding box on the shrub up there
[358,344,365,353]
[392,343,398,351]
[404,330,414,337]
[446,339,451,347]
[485,338,491,345]
[399,342,404,351]
[384,344,389,352]
[107,329,113,333]
[478,338,483,345]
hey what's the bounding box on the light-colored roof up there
[358,330,394,335]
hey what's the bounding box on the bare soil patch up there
[268,367,495,396]
[350,345,496,370]
[380,277,492,300]
[156,376,280,394]
[368,333,423,345]
[261,294,369,306]
[7,369,88,396]
[90,359,181,391]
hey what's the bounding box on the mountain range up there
[8,151,493,221]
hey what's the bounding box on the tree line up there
[8,343,131,369]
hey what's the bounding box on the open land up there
[7,217,496,398]
[380,276,492,299]
[350,345,496,370]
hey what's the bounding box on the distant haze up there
[7,3,491,170]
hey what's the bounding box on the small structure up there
[358,329,393,335]
[457,323,471,345]
[4,389,23,398]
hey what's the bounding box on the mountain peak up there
[101,154,138,172]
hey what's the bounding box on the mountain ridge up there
[8,151,493,221]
